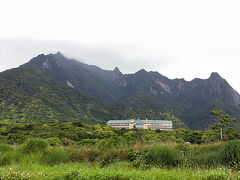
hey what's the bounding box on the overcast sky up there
[1,0,240,92]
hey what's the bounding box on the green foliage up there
[0,122,240,148]
[1,170,36,180]
[20,138,48,153]
[100,149,118,167]
[190,150,221,168]
[2,53,240,131]
[0,144,13,152]
[60,171,80,180]
[43,148,68,166]
[220,140,240,166]
[211,109,236,128]
[0,151,16,166]
[206,174,228,180]
[0,68,114,124]
[46,137,62,146]
[0,140,239,179]
[0,65,189,128]
[0,162,239,180]
[184,143,222,168]
[211,109,237,140]
[159,112,187,129]
[145,145,178,167]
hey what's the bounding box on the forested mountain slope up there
[0,67,114,124]
[21,53,240,129]
[1,52,239,129]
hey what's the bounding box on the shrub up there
[176,143,191,156]
[68,148,84,162]
[220,140,240,165]
[61,138,76,146]
[69,148,101,163]
[84,148,100,163]
[100,149,118,167]
[20,138,48,153]
[126,148,144,162]
[46,137,62,146]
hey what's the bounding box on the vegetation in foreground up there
[0,110,239,179]
[1,138,240,179]
[1,162,239,180]
[0,116,240,147]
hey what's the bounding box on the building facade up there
[107,119,172,130]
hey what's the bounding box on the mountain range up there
[0,52,239,129]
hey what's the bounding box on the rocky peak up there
[49,51,66,60]
[53,51,65,57]
[207,72,225,91]
[113,67,122,75]
[209,72,222,80]
[111,67,123,81]
[135,69,147,75]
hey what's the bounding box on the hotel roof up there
[107,120,131,124]
[107,120,172,124]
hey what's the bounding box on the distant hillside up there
[0,66,186,129]
[21,52,240,129]
[0,67,114,124]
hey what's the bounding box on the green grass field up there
[0,162,240,180]
[1,139,240,179]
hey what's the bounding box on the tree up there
[211,109,236,140]
[159,112,187,129]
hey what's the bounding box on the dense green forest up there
[0,68,114,124]
[0,120,239,146]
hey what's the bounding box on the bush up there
[46,137,62,146]
[144,145,178,167]
[20,138,48,153]
[84,148,100,163]
[100,149,118,167]
[126,148,145,162]
[68,148,84,162]
[220,140,240,165]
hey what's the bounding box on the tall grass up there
[20,138,48,153]
[220,140,240,166]
[145,145,179,167]
[0,143,13,152]
[1,138,240,170]
[183,143,222,168]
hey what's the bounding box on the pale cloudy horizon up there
[1,0,240,92]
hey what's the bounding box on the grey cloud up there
[0,38,175,74]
